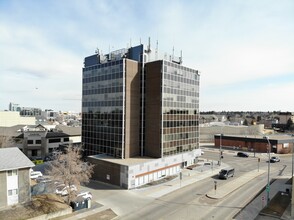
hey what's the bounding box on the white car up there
[56,185,77,196]
[30,169,43,179]
[36,176,52,183]
[77,191,92,200]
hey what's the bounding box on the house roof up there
[46,132,69,138]
[15,131,70,139]
[0,147,34,171]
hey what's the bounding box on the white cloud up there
[0,0,294,112]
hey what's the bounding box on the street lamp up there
[263,136,271,206]
[219,133,223,166]
[291,135,294,217]
[291,134,294,179]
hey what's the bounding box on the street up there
[88,149,292,219]
[35,149,293,219]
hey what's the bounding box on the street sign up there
[266,185,270,192]
[261,196,265,201]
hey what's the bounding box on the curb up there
[206,170,266,199]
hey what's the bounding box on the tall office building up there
[9,102,20,111]
[82,42,200,188]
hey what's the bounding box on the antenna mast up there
[155,40,158,60]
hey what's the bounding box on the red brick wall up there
[215,137,292,154]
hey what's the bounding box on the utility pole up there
[264,136,271,206]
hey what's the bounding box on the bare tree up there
[46,145,94,204]
[0,136,15,148]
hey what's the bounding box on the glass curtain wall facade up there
[82,44,199,160]
[82,59,125,158]
[162,60,199,156]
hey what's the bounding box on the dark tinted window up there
[49,138,61,143]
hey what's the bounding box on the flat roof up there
[215,134,294,141]
[88,154,157,166]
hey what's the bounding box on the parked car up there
[30,169,43,179]
[237,152,249,157]
[270,156,280,163]
[44,155,53,162]
[56,185,77,196]
[36,176,52,183]
[77,191,92,200]
[219,168,235,179]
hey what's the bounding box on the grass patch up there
[260,191,291,218]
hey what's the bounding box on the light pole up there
[291,135,294,217]
[291,134,294,217]
[219,133,223,166]
[291,134,294,179]
[264,136,271,206]
[218,126,223,166]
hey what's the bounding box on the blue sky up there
[0,0,293,112]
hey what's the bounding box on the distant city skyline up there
[1,0,293,112]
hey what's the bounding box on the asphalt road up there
[117,150,293,220]
[34,149,293,219]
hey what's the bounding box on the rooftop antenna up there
[145,37,151,53]
[144,37,152,62]
[130,38,132,47]
[172,46,175,59]
[180,50,183,64]
[155,40,158,60]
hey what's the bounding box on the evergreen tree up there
[243,119,248,126]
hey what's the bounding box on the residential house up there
[0,147,34,208]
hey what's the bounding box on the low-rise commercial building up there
[16,124,81,160]
[1,124,81,160]
[214,134,294,154]
[0,111,36,127]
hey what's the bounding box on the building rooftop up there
[56,125,81,136]
[0,147,34,171]
[0,125,24,137]
[88,154,156,166]
[216,134,294,140]
[45,132,69,138]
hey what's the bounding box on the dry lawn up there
[0,194,70,220]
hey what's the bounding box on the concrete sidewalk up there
[236,176,292,220]
[134,160,225,198]
[206,170,266,199]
